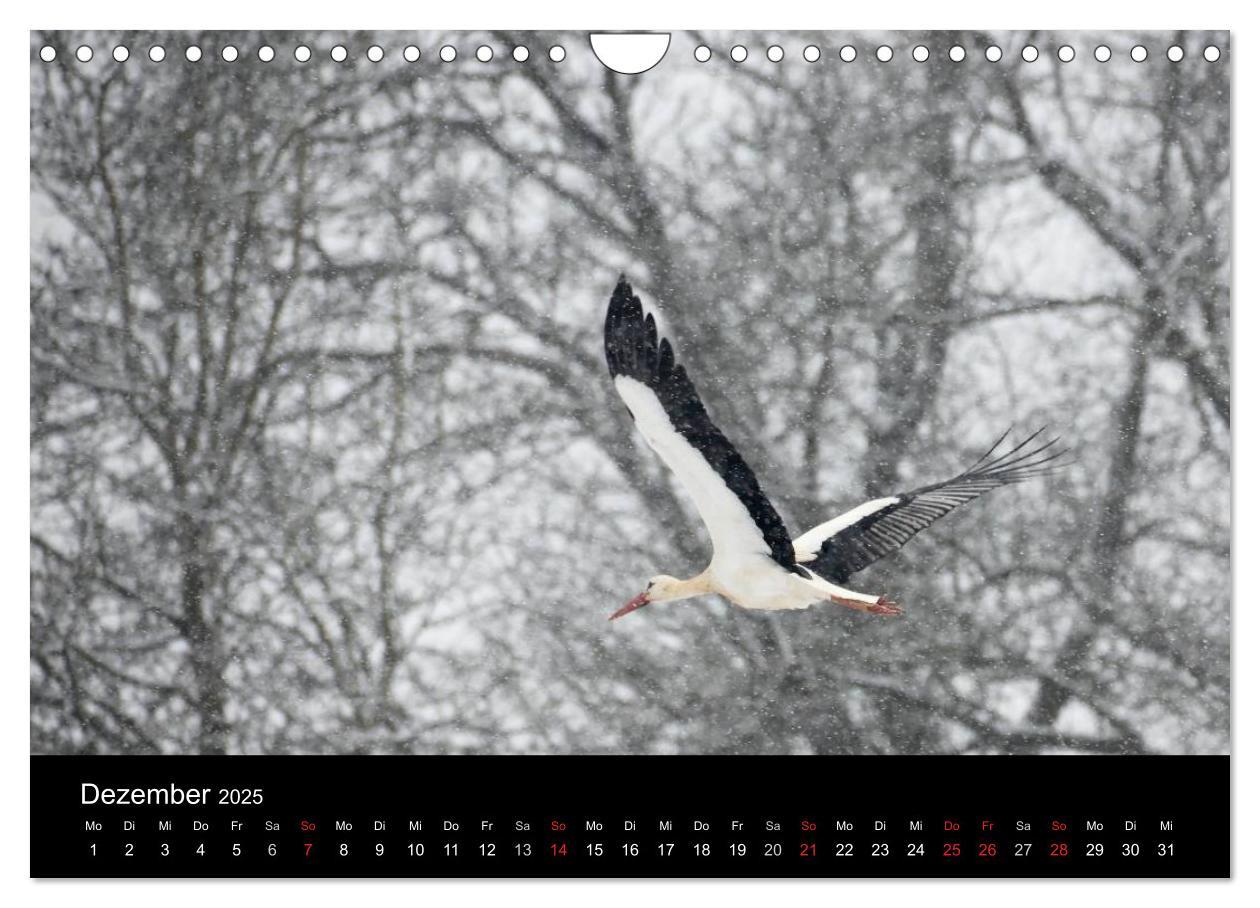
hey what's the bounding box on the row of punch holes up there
[38,43,566,64]
[39,42,1224,66]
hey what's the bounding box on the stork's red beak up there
[609,591,650,621]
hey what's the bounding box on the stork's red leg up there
[869,596,903,616]
[831,594,903,617]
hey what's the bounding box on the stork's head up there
[608,575,690,620]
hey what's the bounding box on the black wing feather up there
[807,429,1068,584]
[604,277,798,571]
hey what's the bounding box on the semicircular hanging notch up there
[589,32,672,75]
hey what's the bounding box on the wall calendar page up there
[28,27,1231,882]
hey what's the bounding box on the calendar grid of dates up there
[31,755,1228,878]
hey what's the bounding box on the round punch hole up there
[294,45,312,62]
[1131,45,1148,62]
[75,45,93,63]
[694,45,711,62]
[839,45,857,62]
[1021,45,1039,63]
[985,45,1002,62]
[949,45,966,62]
[221,45,238,62]
[1167,45,1184,62]
[549,45,566,62]
[440,45,457,62]
[404,45,421,62]
[39,45,56,62]
[1057,46,1075,62]
[730,45,748,63]
[876,45,893,62]
[1094,45,1111,62]
[512,46,528,62]
[476,45,493,62]
[1203,45,1221,62]
[257,45,275,62]
[912,45,929,62]
[113,46,129,63]
[803,45,820,63]
[185,46,202,62]
[767,45,784,62]
[367,45,384,62]
[331,45,348,63]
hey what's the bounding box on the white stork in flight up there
[604,277,1065,621]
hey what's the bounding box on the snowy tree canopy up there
[31,30,1229,755]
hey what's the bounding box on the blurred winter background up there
[30,31,1229,755]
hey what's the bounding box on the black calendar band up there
[31,754,1229,878]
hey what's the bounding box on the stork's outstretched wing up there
[604,277,797,571]
[794,429,1067,583]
